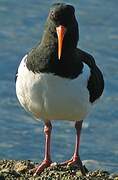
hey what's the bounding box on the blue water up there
[0,0,118,173]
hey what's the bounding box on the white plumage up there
[16,54,92,121]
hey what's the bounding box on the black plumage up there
[26,3,104,103]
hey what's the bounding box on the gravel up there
[0,160,117,180]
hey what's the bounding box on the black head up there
[44,3,79,59]
[27,3,82,78]
[49,3,75,27]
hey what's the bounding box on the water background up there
[0,0,118,173]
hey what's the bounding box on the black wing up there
[77,49,104,103]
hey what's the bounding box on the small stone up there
[0,168,10,173]
[51,162,58,166]
[109,173,118,179]
[14,162,27,173]
[76,170,82,177]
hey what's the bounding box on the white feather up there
[16,54,92,121]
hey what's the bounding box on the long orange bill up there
[56,25,66,60]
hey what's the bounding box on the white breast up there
[16,55,92,121]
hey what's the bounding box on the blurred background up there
[0,0,118,173]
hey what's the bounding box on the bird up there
[15,3,104,176]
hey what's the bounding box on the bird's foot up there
[32,159,52,176]
[60,158,73,166]
[60,156,82,167]
[60,156,88,176]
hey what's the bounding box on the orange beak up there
[56,25,66,60]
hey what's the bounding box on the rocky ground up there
[0,160,117,180]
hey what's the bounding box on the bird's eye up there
[50,10,59,21]
[50,11,56,19]
[50,11,54,17]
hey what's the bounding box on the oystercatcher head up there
[47,3,79,59]
[26,3,83,79]
[16,3,104,176]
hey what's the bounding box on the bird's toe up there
[31,160,52,176]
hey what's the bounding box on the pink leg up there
[73,120,83,163]
[61,121,86,175]
[34,121,52,176]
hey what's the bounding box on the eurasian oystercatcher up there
[16,3,104,175]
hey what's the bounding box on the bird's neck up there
[39,25,77,59]
[26,25,82,78]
